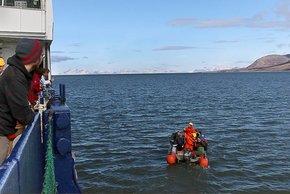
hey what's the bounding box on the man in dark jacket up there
[0,38,44,165]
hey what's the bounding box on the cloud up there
[170,16,289,29]
[169,3,290,29]
[51,50,80,54]
[153,46,196,51]
[275,0,290,19]
[213,40,239,43]
[277,43,287,49]
[235,60,252,64]
[70,43,81,47]
[170,18,245,28]
[61,69,91,75]
[51,55,77,62]
[51,51,65,54]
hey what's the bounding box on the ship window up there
[15,1,27,8]
[3,0,41,9]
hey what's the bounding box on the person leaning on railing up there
[0,38,45,165]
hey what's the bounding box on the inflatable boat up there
[166,131,209,168]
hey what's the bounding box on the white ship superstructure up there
[0,0,53,72]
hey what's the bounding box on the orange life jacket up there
[183,126,196,150]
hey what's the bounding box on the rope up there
[38,102,46,143]
[42,116,57,194]
[35,91,49,143]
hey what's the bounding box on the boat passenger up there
[28,68,44,108]
[0,38,44,165]
[0,57,5,74]
[194,131,208,151]
[40,68,51,88]
[170,131,184,151]
[183,122,196,151]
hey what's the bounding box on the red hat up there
[15,38,44,65]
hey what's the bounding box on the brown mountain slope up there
[247,54,290,71]
[222,54,290,72]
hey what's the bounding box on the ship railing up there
[0,114,44,193]
[0,84,81,193]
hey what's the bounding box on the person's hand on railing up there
[15,121,25,134]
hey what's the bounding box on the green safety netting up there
[42,117,57,194]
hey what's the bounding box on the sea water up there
[54,72,290,193]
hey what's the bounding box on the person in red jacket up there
[183,122,196,151]
[28,68,44,108]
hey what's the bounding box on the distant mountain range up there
[222,54,290,72]
[58,54,290,75]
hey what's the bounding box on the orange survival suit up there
[183,125,196,151]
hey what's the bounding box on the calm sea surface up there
[54,72,290,193]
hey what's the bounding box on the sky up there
[51,0,290,75]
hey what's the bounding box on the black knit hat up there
[15,38,44,65]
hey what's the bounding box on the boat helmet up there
[0,57,5,67]
[189,122,193,126]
